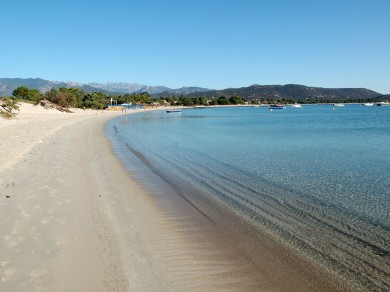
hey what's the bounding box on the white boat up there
[377,101,390,106]
[291,104,302,108]
[362,103,374,106]
[333,103,345,107]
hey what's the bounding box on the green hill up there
[187,84,381,101]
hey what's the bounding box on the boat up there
[333,103,345,107]
[268,104,285,110]
[166,109,182,113]
[362,103,374,106]
[291,104,302,108]
[377,101,390,106]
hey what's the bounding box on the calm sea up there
[106,105,390,290]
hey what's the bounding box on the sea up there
[106,104,390,291]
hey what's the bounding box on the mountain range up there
[0,78,384,101]
[0,78,209,97]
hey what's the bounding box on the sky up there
[1,0,389,93]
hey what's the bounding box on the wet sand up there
[1,102,346,291]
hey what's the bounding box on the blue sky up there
[1,0,389,93]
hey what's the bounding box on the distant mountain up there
[0,78,89,96]
[187,84,381,101]
[87,82,171,95]
[0,78,64,96]
[0,78,210,96]
[0,78,382,101]
[88,83,209,95]
[152,87,211,97]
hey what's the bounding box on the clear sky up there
[1,0,389,93]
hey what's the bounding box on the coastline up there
[107,112,348,291]
[1,103,345,291]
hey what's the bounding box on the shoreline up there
[1,103,346,290]
[107,113,348,291]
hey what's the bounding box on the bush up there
[0,97,19,119]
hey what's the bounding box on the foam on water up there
[106,105,390,290]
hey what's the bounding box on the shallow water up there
[107,105,390,290]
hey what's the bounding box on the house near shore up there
[106,105,123,111]
[142,103,161,109]
[106,103,147,111]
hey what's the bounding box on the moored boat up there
[362,103,374,106]
[268,104,284,110]
[291,104,302,108]
[166,109,182,113]
[333,103,345,107]
[377,101,390,106]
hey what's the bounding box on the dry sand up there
[0,103,125,290]
[0,102,342,291]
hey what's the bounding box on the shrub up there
[0,97,19,119]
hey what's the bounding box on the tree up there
[217,96,229,105]
[126,92,152,105]
[45,89,65,106]
[81,92,107,109]
[209,99,217,105]
[180,97,194,106]
[58,87,84,108]
[28,89,42,102]
[229,95,245,105]
[12,86,42,101]
[12,86,29,99]
[198,96,208,105]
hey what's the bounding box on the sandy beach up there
[0,102,344,291]
[0,103,126,290]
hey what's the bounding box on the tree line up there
[9,86,248,109]
[11,86,121,109]
[10,86,382,110]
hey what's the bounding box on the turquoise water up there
[106,105,390,290]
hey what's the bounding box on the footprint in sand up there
[56,239,65,247]
[29,226,42,240]
[1,267,16,282]
[14,205,31,218]
[0,261,10,268]
[34,205,43,212]
[4,235,17,247]
[24,194,36,201]
[0,261,11,281]
[21,210,31,218]
[40,216,53,225]
[29,269,48,284]
[55,218,67,226]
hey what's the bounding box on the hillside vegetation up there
[187,84,381,102]
[3,82,387,111]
